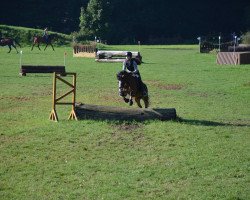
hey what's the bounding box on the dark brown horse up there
[117,70,149,108]
[0,38,21,53]
[31,34,55,51]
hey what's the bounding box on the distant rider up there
[118,51,146,97]
[43,27,49,41]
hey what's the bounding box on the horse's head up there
[48,34,57,41]
[117,70,128,81]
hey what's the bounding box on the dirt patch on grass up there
[146,80,185,90]
[31,91,52,96]
[243,82,250,87]
[0,134,29,145]
[114,123,142,132]
[0,96,32,102]
[110,123,145,144]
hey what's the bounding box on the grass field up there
[0,44,249,200]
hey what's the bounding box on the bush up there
[0,25,72,46]
[241,31,250,44]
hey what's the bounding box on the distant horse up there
[0,38,21,53]
[117,70,149,108]
[31,34,56,51]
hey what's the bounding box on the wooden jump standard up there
[49,72,77,121]
[20,65,66,76]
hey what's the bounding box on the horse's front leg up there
[123,97,129,103]
[129,94,133,106]
[8,45,11,53]
[44,44,48,51]
[38,44,41,51]
[135,97,142,108]
[50,43,55,51]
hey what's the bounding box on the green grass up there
[0,44,249,200]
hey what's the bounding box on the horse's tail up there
[14,40,21,48]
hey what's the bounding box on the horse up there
[31,34,55,51]
[0,38,21,53]
[117,70,149,108]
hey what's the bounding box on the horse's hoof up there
[124,98,129,103]
[129,100,133,106]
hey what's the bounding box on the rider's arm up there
[133,61,138,73]
[122,60,127,71]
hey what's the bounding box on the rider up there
[119,51,146,97]
[43,27,49,41]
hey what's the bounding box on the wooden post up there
[49,72,77,121]
[68,73,77,120]
[49,73,58,121]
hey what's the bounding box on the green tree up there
[78,0,111,41]
[79,6,93,37]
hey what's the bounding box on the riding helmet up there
[126,51,132,57]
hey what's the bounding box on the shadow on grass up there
[175,117,250,127]
[75,104,249,127]
[75,104,176,122]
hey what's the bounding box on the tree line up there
[0,0,249,44]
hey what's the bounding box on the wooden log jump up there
[95,51,142,64]
[49,72,77,122]
[73,44,97,58]
[20,65,66,76]
[75,103,176,121]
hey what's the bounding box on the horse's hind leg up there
[31,44,35,51]
[38,44,41,51]
[135,97,142,108]
[143,96,149,108]
[12,44,18,53]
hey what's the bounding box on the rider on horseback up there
[119,51,147,97]
[43,27,49,42]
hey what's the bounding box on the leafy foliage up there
[0,25,72,46]
[241,31,250,44]
[78,0,111,42]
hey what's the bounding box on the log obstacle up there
[217,52,250,65]
[95,51,142,64]
[49,72,77,121]
[73,44,97,58]
[75,103,176,121]
[228,45,250,52]
[20,65,66,76]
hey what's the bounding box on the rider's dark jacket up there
[122,58,138,73]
